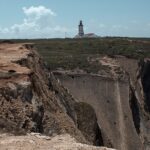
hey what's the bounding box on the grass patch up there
[2,38,150,73]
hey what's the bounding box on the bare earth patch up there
[0,133,115,150]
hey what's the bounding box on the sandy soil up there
[0,133,115,150]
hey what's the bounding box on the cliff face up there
[54,56,150,150]
[0,43,113,149]
[117,57,150,149]
[1,43,150,150]
[0,44,81,139]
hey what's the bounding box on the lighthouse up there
[78,20,84,36]
[74,20,98,38]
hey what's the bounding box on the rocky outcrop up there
[1,43,150,150]
[0,43,113,150]
[117,57,150,149]
[49,71,104,146]
[54,56,149,150]
[74,102,104,146]
[54,73,143,150]
[0,44,85,141]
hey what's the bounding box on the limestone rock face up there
[0,43,86,143]
[0,43,109,150]
[54,56,150,150]
[117,57,150,149]
[1,43,150,150]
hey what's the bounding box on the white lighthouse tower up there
[74,20,98,38]
[78,20,84,37]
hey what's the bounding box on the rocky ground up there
[0,133,115,150]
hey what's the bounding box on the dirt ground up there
[0,133,115,150]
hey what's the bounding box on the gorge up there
[0,41,150,150]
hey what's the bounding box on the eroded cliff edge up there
[54,56,150,150]
[0,43,114,150]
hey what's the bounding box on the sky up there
[0,0,150,38]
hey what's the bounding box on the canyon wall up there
[0,43,114,150]
[54,56,150,150]
[1,42,150,150]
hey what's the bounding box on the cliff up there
[54,56,150,150]
[0,43,113,150]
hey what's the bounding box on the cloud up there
[22,6,56,27]
[23,6,56,17]
[0,6,68,39]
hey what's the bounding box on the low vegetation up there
[1,38,150,72]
